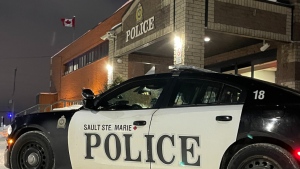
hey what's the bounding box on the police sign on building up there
[125,3,155,42]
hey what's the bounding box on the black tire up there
[227,143,299,169]
[10,131,55,169]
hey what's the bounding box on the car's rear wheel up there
[227,143,299,169]
[10,131,54,169]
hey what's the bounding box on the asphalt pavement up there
[0,137,6,169]
[0,127,8,169]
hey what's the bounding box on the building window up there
[222,61,277,83]
[63,41,109,76]
[64,61,74,75]
[79,57,83,68]
[73,58,79,71]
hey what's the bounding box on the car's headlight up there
[7,125,12,135]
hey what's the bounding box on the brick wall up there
[174,0,205,67]
[276,43,300,90]
[215,2,286,34]
[293,2,300,40]
[113,55,128,81]
[38,93,57,105]
[37,93,58,112]
[207,0,292,42]
[50,56,62,94]
[60,57,108,100]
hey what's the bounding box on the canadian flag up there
[61,17,75,27]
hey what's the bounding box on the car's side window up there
[219,85,242,104]
[171,79,222,107]
[99,80,167,110]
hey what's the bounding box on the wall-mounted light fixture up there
[204,36,211,42]
[260,40,270,52]
[106,64,113,85]
[101,30,116,40]
[116,58,123,64]
[174,35,183,65]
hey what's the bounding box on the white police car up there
[5,66,300,169]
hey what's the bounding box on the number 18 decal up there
[253,90,265,100]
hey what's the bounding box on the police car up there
[5,66,300,169]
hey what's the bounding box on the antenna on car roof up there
[168,65,217,73]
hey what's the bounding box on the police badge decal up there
[57,115,66,129]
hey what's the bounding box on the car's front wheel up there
[227,143,299,169]
[10,131,54,169]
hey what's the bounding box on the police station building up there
[31,0,300,111]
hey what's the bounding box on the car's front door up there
[149,78,245,169]
[68,78,169,169]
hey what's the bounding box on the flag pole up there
[73,16,76,41]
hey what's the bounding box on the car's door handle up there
[216,116,232,121]
[133,120,147,126]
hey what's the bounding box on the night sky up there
[0,0,128,113]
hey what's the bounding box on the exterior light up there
[107,64,113,85]
[204,37,211,42]
[106,64,113,72]
[7,125,12,135]
[174,36,182,48]
[260,40,270,51]
[116,58,122,64]
[174,35,183,64]
[294,150,300,160]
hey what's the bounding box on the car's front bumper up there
[4,147,10,168]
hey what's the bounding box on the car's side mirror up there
[82,89,95,109]
[82,89,95,99]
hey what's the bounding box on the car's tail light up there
[293,150,300,160]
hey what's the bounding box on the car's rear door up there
[149,78,245,168]
[68,77,170,169]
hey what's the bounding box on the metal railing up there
[43,99,83,112]
[17,104,49,116]
[17,99,83,117]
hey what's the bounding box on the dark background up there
[0,0,128,117]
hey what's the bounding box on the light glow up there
[7,139,14,145]
[204,36,211,42]
[293,150,300,159]
[7,125,12,135]
[174,35,183,64]
[106,64,113,72]
[107,64,113,85]
[174,36,182,49]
